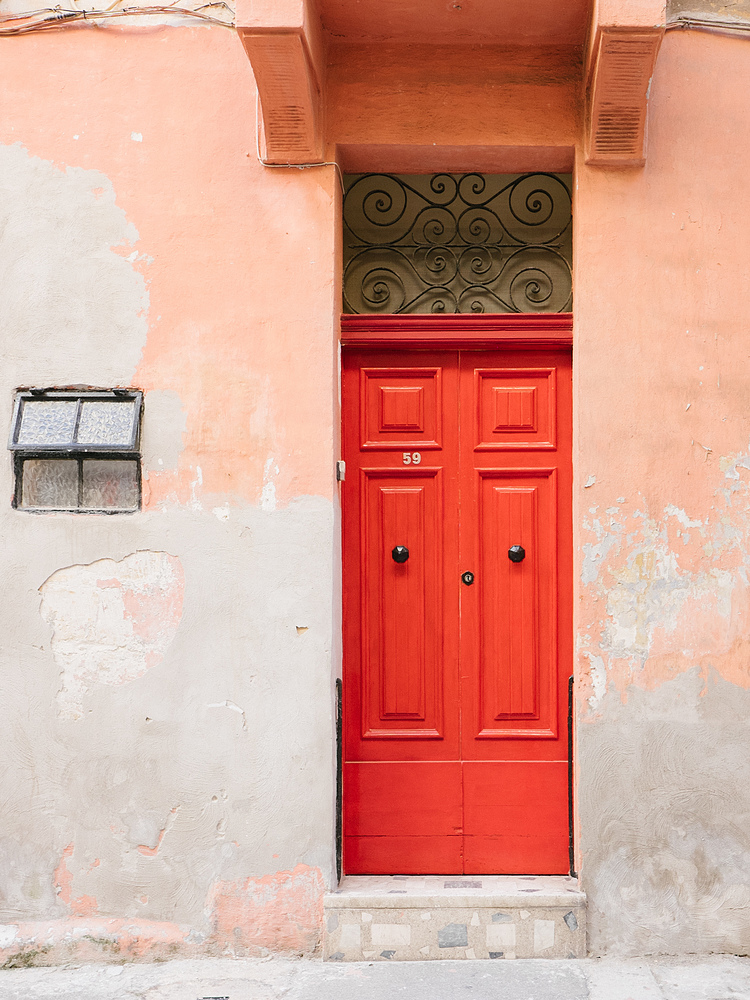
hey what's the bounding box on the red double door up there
[342,345,572,875]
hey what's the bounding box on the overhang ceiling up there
[238,0,664,168]
[317,0,592,47]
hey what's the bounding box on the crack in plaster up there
[207,701,248,732]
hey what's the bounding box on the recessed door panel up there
[476,469,557,739]
[361,367,442,450]
[476,367,556,450]
[361,468,443,737]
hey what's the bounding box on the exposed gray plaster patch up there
[141,390,187,473]
[0,496,336,925]
[0,143,148,387]
[582,671,750,956]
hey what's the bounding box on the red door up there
[342,345,572,875]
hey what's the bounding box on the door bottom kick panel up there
[345,835,463,875]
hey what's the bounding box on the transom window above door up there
[342,173,572,315]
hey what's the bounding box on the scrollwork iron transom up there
[342,172,572,315]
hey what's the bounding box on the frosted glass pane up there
[17,401,77,445]
[21,459,78,508]
[82,460,138,509]
[77,401,136,446]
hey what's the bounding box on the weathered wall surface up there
[0,26,339,963]
[668,0,750,18]
[5,2,750,967]
[575,28,750,955]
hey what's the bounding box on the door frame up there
[337,312,575,878]
[340,313,573,350]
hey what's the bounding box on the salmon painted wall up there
[575,28,750,955]
[5,6,750,965]
[0,24,340,963]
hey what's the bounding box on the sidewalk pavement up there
[0,956,748,1000]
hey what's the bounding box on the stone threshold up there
[323,875,586,961]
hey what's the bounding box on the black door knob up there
[508,545,525,562]
[392,546,409,563]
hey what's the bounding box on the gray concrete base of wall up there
[323,875,586,961]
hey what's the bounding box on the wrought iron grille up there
[342,173,572,315]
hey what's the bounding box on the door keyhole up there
[461,571,474,585]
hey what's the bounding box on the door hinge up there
[336,460,346,482]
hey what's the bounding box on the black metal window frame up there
[9,389,143,513]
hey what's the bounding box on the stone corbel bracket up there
[236,0,325,164]
[586,0,666,166]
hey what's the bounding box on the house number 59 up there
[403,452,421,465]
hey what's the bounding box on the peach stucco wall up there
[0,23,340,964]
[1,26,339,508]
[575,28,750,955]
[2,9,750,963]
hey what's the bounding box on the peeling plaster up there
[0,863,325,964]
[0,496,335,948]
[206,864,324,955]
[578,440,750,950]
[260,456,280,512]
[578,460,750,710]
[0,143,148,387]
[40,552,184,719]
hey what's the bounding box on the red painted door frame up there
[341,314,573,875]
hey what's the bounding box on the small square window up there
[9,390,142,512]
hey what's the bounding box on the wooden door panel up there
[345,836,463,876]
[475,367,557,450]
[344,761,463,875]
[361,367,442,450]
[343,350,459,766]
[344,762,462,836]
[361,468,444,737]
[475,468,557,740]
[462,761,569,874]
